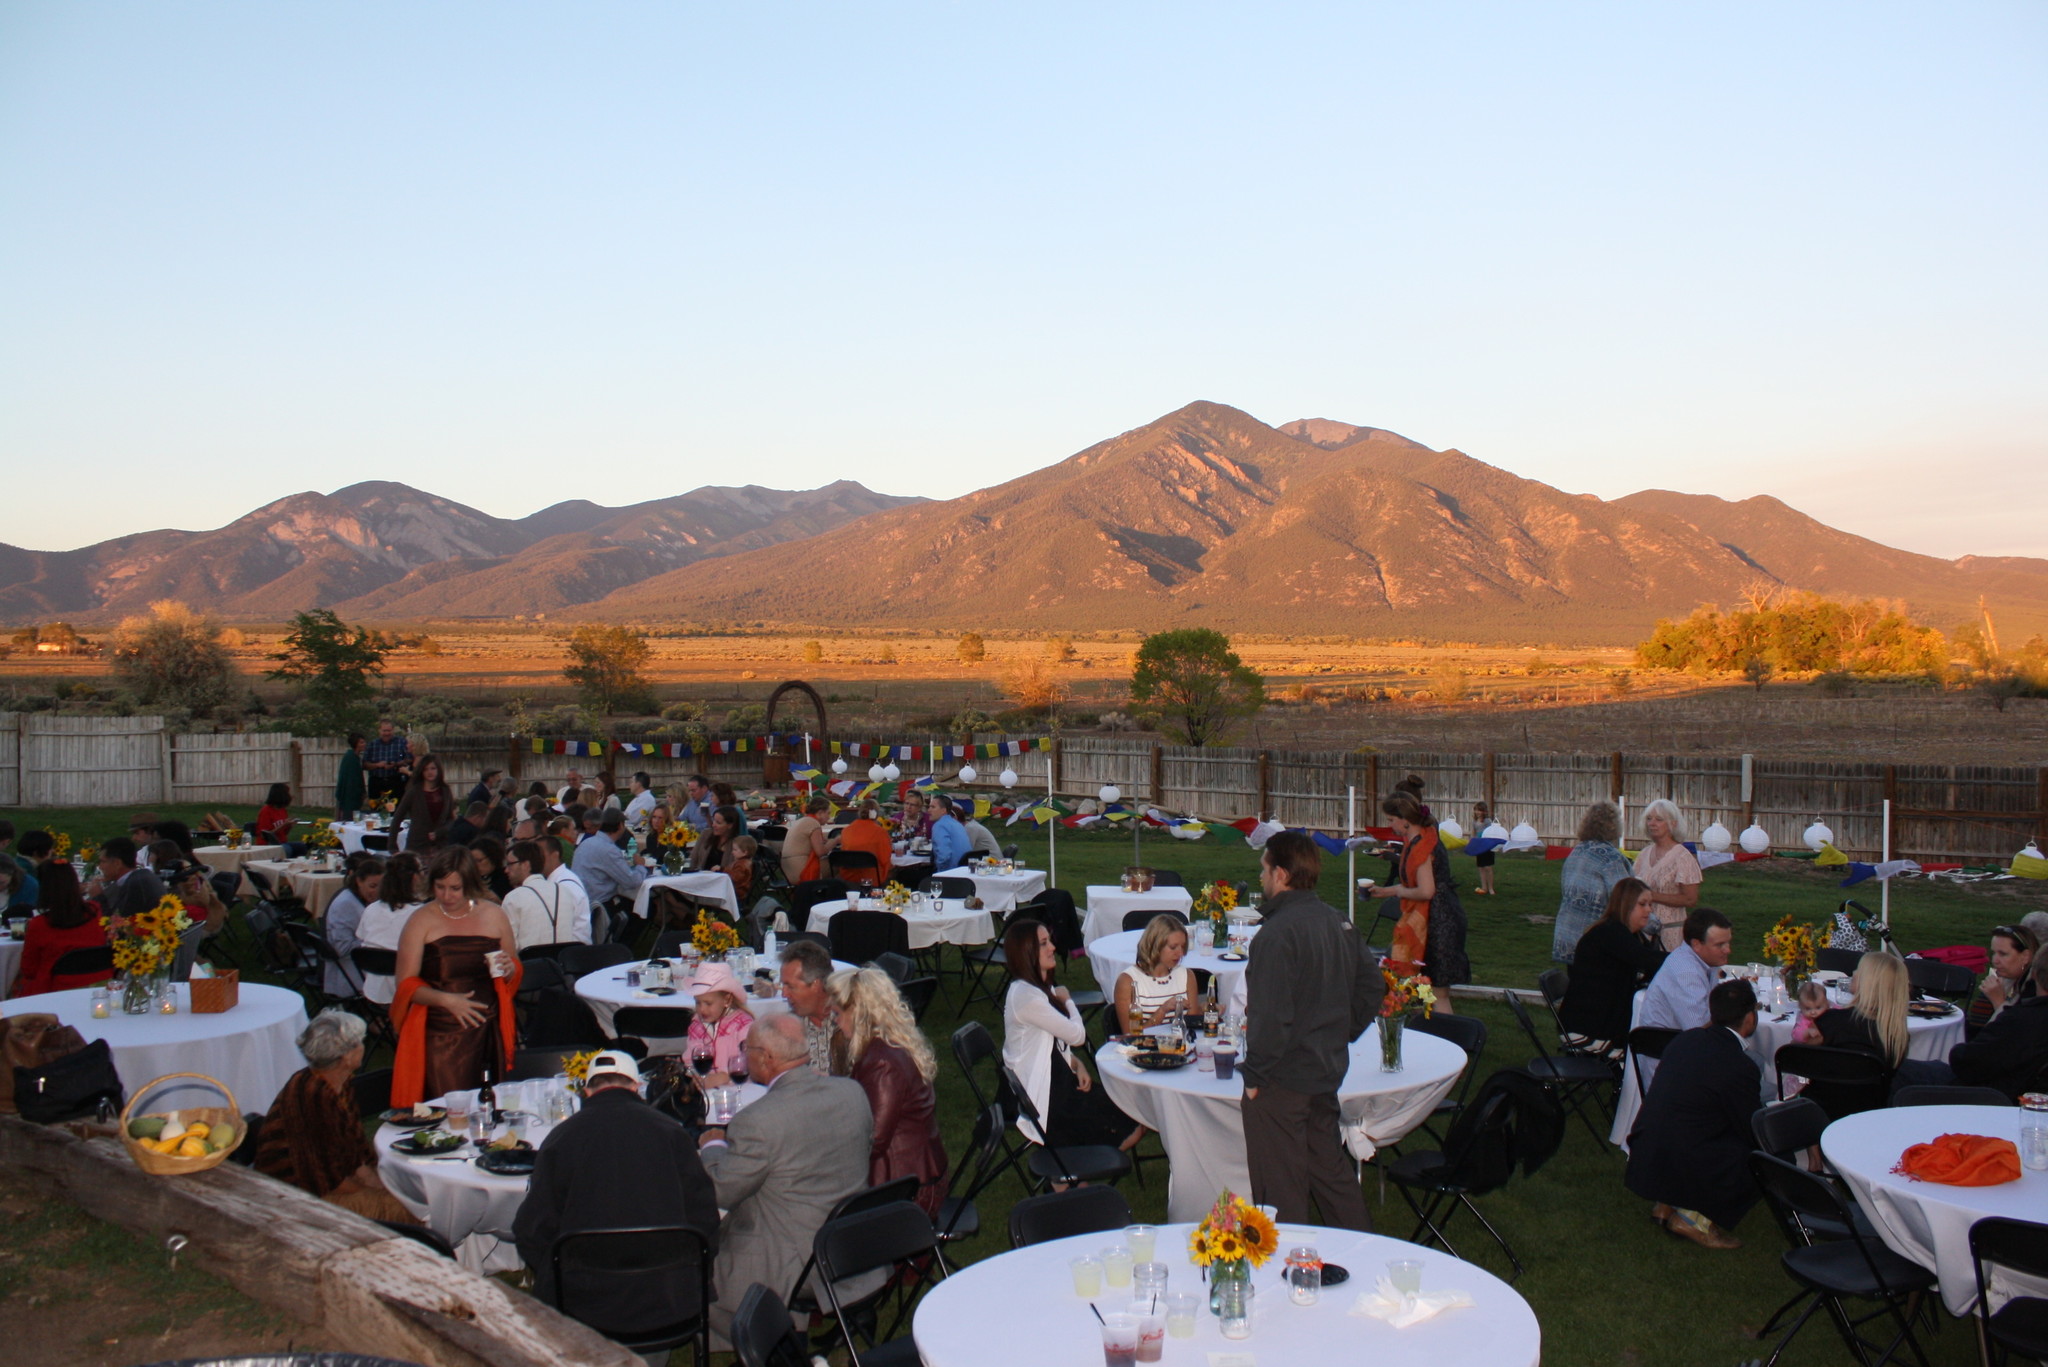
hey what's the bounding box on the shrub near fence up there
[2,714,2042,863]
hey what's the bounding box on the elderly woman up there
[830,966,949,1217]
[1114,914,1200,1034]
[1553,801,1633,962]
[1635,799,1703,953]
[686,960,756,1082]
[254,1010,419,1224]
[1556,878,1665,1060]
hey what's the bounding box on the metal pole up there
[1880,798,1892,936]
[1047,750,1057,889]
[1347,785,1357,925]
[1618,794,1628,853]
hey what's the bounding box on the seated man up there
[963,807,1003,860]
[697,1014,876,1346]
[94,836,168,920]
[573,809,646,921]
[1639,907,1733,1031]
[502,839,592,949]
[1625,979,1763,1250]
[929,796,971,872]
[514,1050,720,1348]
[1950,951,2048,1100]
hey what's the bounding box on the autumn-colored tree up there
[562,625,656,714]
[956,632,986,664]
[111,600,237,711]
[1128,628,1265,747]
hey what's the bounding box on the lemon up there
[128,1114,167,1140]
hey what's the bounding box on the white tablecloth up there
[1,982,308,1114]
[806,898,995,951]
[629,871,740,920]
[1823,1104,2048,1316]
[1082,885,1195,944]
[333,821,401,855]
[193,844,266,887]
[1087,926,1260,1019]
[1097,1022,1465,1222]
[0,938,21,996]
[246,858,348,918]
[1610,992,1968,1148]
[932,865,1046,912]
[913,1221,1540,1367]
[571,957,846,1047]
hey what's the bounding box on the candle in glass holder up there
[90,989,110,1019]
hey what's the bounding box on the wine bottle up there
[478,1068,500,1124]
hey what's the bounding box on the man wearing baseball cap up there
[514,1050,719,1353]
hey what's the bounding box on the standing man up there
[1240,831,1383,1229]
[362,720,413,806]
[1625,979,1764,1249]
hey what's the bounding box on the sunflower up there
[1236,1202,1279,1267]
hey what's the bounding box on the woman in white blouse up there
[353,851,423,1005]
[1001,918,1141,1151]
[1635,799,1703,952]
[1114,914,1200,1034]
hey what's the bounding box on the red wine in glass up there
[691,1050,714,1077]
[728,1063,749,1086]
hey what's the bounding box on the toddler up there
[1781,980,1831,1095]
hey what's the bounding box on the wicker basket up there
[189,970,240,1014]
[119,1072,245,1176]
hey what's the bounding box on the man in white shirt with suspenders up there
[503,839,592,949]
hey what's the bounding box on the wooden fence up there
[2,714,2041,862]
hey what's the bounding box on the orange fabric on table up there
[837,818,894,887]
[387,963,521,1109]
[1891,1132,2022,1187]
[1388,827,1440,973]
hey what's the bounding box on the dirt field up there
[8,631,2046,764]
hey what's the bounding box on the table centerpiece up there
[1189,1190,1278,1319]
[1378,963,1437,1071]
[107,893,194,1014]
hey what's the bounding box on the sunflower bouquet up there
[43,828,72,861]
[106,894,194,978]
[691,909,741,957]
[657,822,695,851]
[304,818,341,851]
[1192,880,1239,918]
[1380,964,1437,1018]
[1188,1190,1279,1270]
[880,881,911,912]
[1762,915,1825,976]
[561,1049,601,1092]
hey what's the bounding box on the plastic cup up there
[1069,1256,1103,1296]
[1212,1041,1237,1082]
[1388,1259,1423,1295]
[1124,1225,1158,1263]
[845,890,860,911]
[1100,1313,1140,1367]
[1102,1245,1134,1287]
[1126,1301,1165,1362]
[1195,1037,1216,1072]
[1132,1261,1168,1300]
[1164,1291,1200,1339]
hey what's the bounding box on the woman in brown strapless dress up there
[393,846,520,1102]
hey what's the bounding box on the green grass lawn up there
[17,806,2027,1365]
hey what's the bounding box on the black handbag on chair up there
[15,1038,125,1124]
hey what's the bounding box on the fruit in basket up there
[177,1137,210,1159]
[128,1115,167,1140]
[208,1124,236,1152]
[184,1121,210,1140]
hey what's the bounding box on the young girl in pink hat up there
[686,960,755,1083]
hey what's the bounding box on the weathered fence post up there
[509,736,523,782]
[1256,751,1271,819]
[1609,751,1624,801]
[1482,750,1496,811]
[1149,744,1164,806]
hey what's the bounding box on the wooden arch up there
[764,679,828,743]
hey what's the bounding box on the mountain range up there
[5,401,2044,643]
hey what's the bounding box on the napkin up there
[1350,1277,1473,1327]
[1892,1133,2021,1186]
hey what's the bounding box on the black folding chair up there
[1002,1063,1131,1191]
[812,1200,949,1367]
[872,951,916,984]
[933,1102,1007,1245]
[950,1022,1033,1191]
[352,1066,393,1121]
[558,942,635,979]
[49,944,115,985]
[1386,1070,1563,1280]
[920,876,976,901]
[511,1047,586,1081]
[1409,1011,1488,1143]
[519,941,575,963]
[1815,947,1865,975]
[1503,990,1617,1150]
[898,976,938,1023]
[784,1177,921,1326]
[829,910,913,966]
[961,908,1027,1011]
[1775,1043,1893,1118]
[1748,1152,1936,1367]
[1625,1026,1682,1106]
[1364,903,1402,958]
[828,848,882,888]
[550,1225,714,1367]
[1536,967,1572,1035]
[349,945,398,993]
[378,1219,457,1259]
[731,1283,813,1367]
[789,878,853,926]
[1122,908,1185,933]
[1905,957,1976,999]
[1970,1216,2048,1367]
[1007,1186,1132,1248]
[612,1006,695,1052]
[1148,870,1184,887]
[1892,1084,2014,1108]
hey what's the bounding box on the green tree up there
[1045,636,1077,663]
[1742,656,1774,690]
[110,600,237,712]
[956,632,986,664]
[267,609,389,736]
[562,624,656,714]
[1128,628,1265,747]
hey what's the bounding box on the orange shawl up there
[837,819,893,887]
[388,965,522,1109]
[1389,827,1440,973]
[1892,1132,2021,1187]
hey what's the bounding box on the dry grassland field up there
[9,629,2047,764]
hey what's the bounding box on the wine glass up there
[728,1061,749,1087]
[691,1048,714,1078]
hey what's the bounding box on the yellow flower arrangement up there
[880,881,911,912]
[561,1049,600,1089]
[43,828,72,861]
[657,822,695,851]
[104,894,194,977]
[1187,1190,1279,1269]
[1192,880,1239,918]
[304,818,341,851]
[1762,915,1826,974]
[691,909,741,957]
[1380,964,1437,1018]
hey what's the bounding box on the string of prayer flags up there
[533,738,610,756]
[1812,843,1850,868]
[1841,859,1922,887]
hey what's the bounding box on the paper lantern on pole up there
[867,764,886,783]
[1437,818,1464,842]
[958,764,978,785]
[999,767,1018,788]
[1507,822,1540,851]
[1099,784,1121,805]
[882,762,901,782]
[831,757,848,776]
[1738,823,1771,855]
[1481,822,1510,844]
[1700,821,1731,853]
[1802,820,1834,852]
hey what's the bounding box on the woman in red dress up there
[14,863,112,997]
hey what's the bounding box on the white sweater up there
[1002,979,1088,1142]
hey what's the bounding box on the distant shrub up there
[1813,671,1854,697]
[1430,666,1469,704]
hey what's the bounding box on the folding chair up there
[49,944,115,986]
[1364,903,1402,957]
[1002,1064,1131,1191]
[1147,870,1185,887]
[898,976,938,1023]
[1536,968,1571,1035]
[1970,1216,2048,1367]
[933,1103,1007,1245]
[828,848,883,889]
[1774,1043,1893,1118]
[1815,947,1865,975]
[511,1047,587,1080]
[1503,990,1617,1150]
[784,1177,921,1329]
[612,1006,695,1053]
[352,1066,394,1120]
[950,1022,1033,1192]
[1748,1152,1936,1367]
[558,942,634,979]
[961,909,1024,1011]
[1625,1026,1682,1106]
[550,1225,714,1367]
[1007,1186,1132,1248]
[1904,957,1975,999]
[731,1283,813,1367]
[1122,908,1185,933]
[812,1200,949,1367]
[920,876,976,901]
[1409,1011,1488,1144]
[872,951,916,984]
[1386,1070,1562,1280]
[829,910,913,967]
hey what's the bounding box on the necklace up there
[441,899,476,921]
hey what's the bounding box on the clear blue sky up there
[2,2,2042,558]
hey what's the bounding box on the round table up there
[572,957,849,1048]
[932,865,1046,912]
[1088,926,1261,1018]
[806,898,994,950]
[0,982,308,1114]
[192,844,265,891]
[1822,1103,2048,1316]
[246,858,348,918]
[629,871,740,920]
[1097,1022,1466,1223]
[1082,885,1196,944]
[0,936,22,996]
[1609,992,1968,1149]
[913,1221,1540,1367]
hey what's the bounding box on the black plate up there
[1319,1263,1349,1286]
[1129,1051,1194,1071]
[1217,952,1248,962]
[391,1133,466,1156]
[642,985,679,996]
[475,1146,537,1176]
[1907,1002,1957,1018]
[381,1107,448,1129]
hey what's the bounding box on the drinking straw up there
[1089,1302,1106,1325]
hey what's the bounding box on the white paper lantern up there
[1482,822,1510,844]
[1099,784,1121,804]
[1508,822,1539,848]
[1700,821,1732,853]
[1437,818,1464,841]
[1738,823,1772,855]
[999,767,1018,789]
[867,764,886,783]
[1802,820,1834,851]
[958,765,978,784]
[882,762,901,782]
[831,757,848,776]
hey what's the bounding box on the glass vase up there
[121,969,162,1016]
[1208,1256,1250,1315]
[1379,1014,1405,1072]
[663,851,683,876]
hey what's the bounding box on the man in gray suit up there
[698,1013,876,1345]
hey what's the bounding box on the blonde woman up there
[1804,951,1910,1119]
[1114,914,1200,1034]
[828,967,948,1216]
[1634,799,1702,952]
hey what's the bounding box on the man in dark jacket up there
[1241,831,1384,1229]
[95,837,168,919]
[514,1051,720,1343]
[1625,979,1763,1250]
[1950,954,2048,1100]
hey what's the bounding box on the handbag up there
[15,1037,125,1124]
[0,1013,90,1115]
